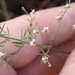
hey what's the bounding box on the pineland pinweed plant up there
[0,0,75,67]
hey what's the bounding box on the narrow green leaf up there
[43,53,48,56]
[22,37,28,40]
[14,45,22,48]
[23,30,27,37]
[9,52,16,55]
[38,54,43,56]
[12,41,23,44]
[27,29,32,35]
[7,27,10,36]
[40,45,47,49]
[0,34,10,41]
[0,40,5,44]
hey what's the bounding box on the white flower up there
[33,30,39,34]
[30,9,35,15]
[0,52,6,57]
[42,27,49,33]
[65,4,70,8]
[31,9,35,14]
[56,15,62,20]
[22,7,26,12]
[73,25,75,29]
[30,39,36,46]
[41,56,51,67]
[29,9,35,20]
[42,56,49,63]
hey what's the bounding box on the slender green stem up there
[0,33,71,54]
[47,47,51,54]
[52,48,70,54]
[36,44,71,54]
[54,21,61,44]
[6,44,24,65]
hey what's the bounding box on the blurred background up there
[0,0,74,22]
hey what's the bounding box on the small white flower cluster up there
[0,51,6,64]
[73,25,75,29]
[33,30,39,35]
[30,9,35,19]
[42,27,49,33]
[30,9,35,14]
[29,27,49,46]
[22,6,35,15]
[56,15,62,21]
[41,56,51,67]
[56,4,70,21]
[30,39,36,46]
[29,30,39,46]
[0,52,6,57]
[65,4,70,8]
[42,56,48,63]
